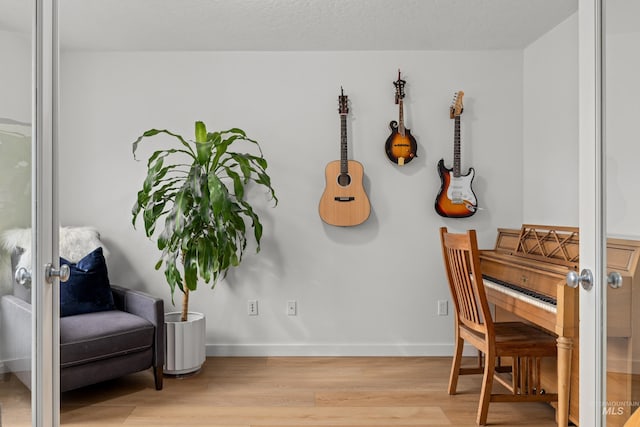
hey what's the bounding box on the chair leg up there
[448,336,464,395]
[153,366,163,390]
[477,351,495,426]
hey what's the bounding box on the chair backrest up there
[439,227,493,337]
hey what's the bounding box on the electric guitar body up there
[434,91,478,218]
[435,159,477,218]
[319,87,371,226]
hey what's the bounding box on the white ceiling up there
[1,0,578,51]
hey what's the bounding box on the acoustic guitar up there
[435,91,478,218]
[384,69,417,166]
[319,88,371,226]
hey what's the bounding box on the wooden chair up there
[439,227,558,425]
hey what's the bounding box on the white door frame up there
[33,0,60,425]
[578,0,606,425]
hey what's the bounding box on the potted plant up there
[131,121,277,374]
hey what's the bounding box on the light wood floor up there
[1,357,559,426]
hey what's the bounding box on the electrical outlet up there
[287,300,297,316]
[437,300,448,316]
[248,299,258,316]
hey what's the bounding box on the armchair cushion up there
[60,247,115,317]
[60,309,154,369]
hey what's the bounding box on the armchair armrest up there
[110,285,165,368]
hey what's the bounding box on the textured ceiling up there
[1,0,578,51]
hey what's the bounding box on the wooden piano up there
[605,237,640,426]
[480,225,579,427]
[480,224,640,426]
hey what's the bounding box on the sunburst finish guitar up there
[319,88,371,226]
[385,69,417,166]
[435,91,478,218]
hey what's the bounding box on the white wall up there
[0,30,31,124]
[605,31,640,239]
[0,30,32,294]
[522,14,579,226]
[60,50,524,355]
[0,29,32,370]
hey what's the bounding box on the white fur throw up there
[0,226,109,271]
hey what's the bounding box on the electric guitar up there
[435,91,478,218]
[384,69,417,166]
[319,88,371,226]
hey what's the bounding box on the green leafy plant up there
[132,121,277,321]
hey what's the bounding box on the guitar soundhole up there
[337,173,351,187]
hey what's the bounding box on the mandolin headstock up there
[450,91,464,119]
[393,69,406,104]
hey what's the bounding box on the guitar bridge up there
[334,196,355,202]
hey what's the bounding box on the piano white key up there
[483,278,557,314]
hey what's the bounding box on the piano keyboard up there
[482,275,557,314]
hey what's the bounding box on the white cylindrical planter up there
[164,311,206,375]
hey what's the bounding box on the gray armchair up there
[1,230,164,392]
[59,284,164,392]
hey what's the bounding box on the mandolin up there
[435,91,478,218]
[384,69,417,166]
[319,87,371,226]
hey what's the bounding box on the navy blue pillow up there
[60,247,115,317]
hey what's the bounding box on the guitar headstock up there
[449,91,464,119]
[339,86,349,116]
[393,69,406,104]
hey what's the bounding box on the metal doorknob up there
[566,269,594,291]
[608,271,623,289]
[15,267,32,288]
[45,263,70,284]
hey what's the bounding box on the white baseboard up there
[206,343,477,357]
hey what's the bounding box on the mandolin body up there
[385,120,417,165]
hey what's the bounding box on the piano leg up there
[557,336,573,427]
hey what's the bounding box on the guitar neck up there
[340,114,348,174]
[453,115,461,177]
